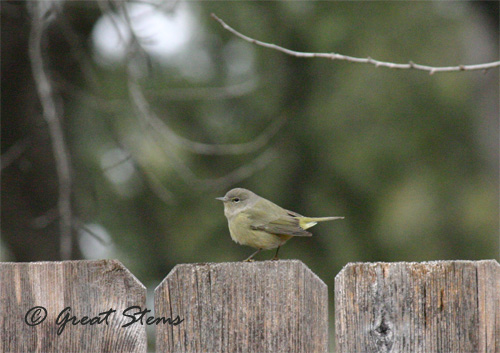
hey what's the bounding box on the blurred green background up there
[2,0,499,349]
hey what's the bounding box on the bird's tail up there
[299,216,344,230]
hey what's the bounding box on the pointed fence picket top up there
[335,260,500,353]
[154,260,328,353]
[0,260,147,353]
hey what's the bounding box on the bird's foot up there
[243,248,262,262]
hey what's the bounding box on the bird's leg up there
[244,248,262,262]
[271,246,281,261]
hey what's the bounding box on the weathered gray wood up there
[335,260,500,353]
[155,260,328,353]
[0,260,147,353]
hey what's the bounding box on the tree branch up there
[1,138,30,171]
[96,3,280,192]
[211,13,500,75]
[29,3,73,260]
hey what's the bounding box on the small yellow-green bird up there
[216,188,344,261]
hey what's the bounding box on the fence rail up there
[1,259,498,352]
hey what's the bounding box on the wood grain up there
[0,260,147,353]
[335,260,500,353]
[155,260,328,353]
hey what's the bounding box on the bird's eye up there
[232,197,240,203]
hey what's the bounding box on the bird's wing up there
[250,210,312,237]
[246,198,312,237]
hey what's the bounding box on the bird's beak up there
[215,197,227,202]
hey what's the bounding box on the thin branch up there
[1,138,30,170]
[204,147,278,189]
[126,63,278,190]
[101,3,279,191]
[73,218,112,246]
[101,2,285,156]
[105,140,177,205]
[30,208,59,229]
[52,5,101,89]
[127,77,279,190]
[136,166,176,205]
[211,13,500,75]
[128,74,286,155]
[29,3,73,260]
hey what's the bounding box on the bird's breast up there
[227,212,287,250]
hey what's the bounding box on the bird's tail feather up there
[299,216,344,230]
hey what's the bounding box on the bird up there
[216,188,343,261]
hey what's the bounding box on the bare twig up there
[101,151,133,172]
[100,3,285,156]
[52,5,100,89]
[73,218,112,246]
[1,138,30,170]
[211,13,500,75]
[127,74,279,189]
[99,3,280,192]
[29,2,73,260]
[129,74,286,155]
[107,139,177,205]
[126,63,278,189]
[137,166,176,204]
[30,208,59,229]
[205,147,278,189]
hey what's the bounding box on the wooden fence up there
[1,259,498,352]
